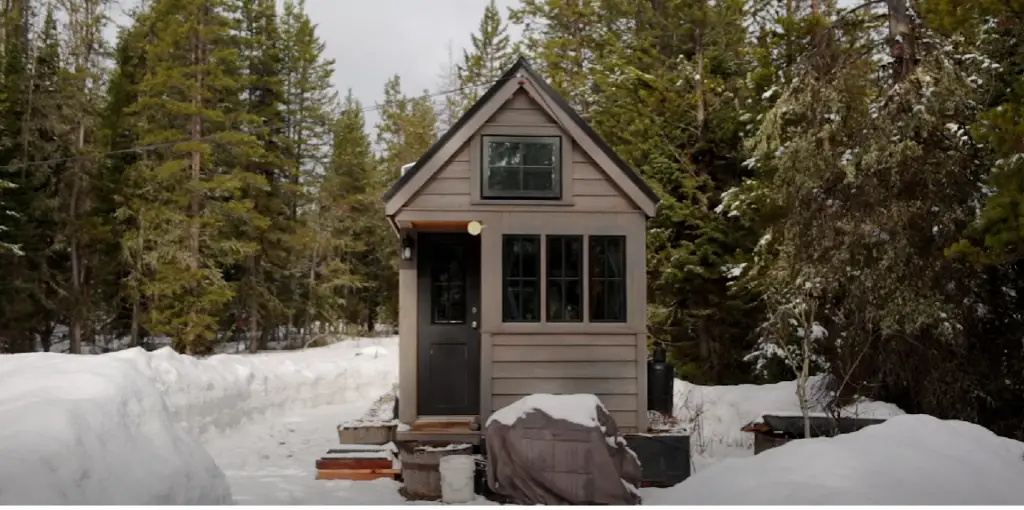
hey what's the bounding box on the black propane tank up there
[647,343,675,416]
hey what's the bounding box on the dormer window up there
[482,135,561,199]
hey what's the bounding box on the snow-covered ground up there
[0,336,400,505]
[670,376,904,471]
[4,335,1024,505]
[642,414,1024,505]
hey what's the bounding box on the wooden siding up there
[405,90,635,213]
[488,333,643,431]
[394,79,653,432]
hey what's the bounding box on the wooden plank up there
[492,361,637,379]
[417,177,469,196]
[573,178,623,197]
[447,145,471,163]
[486,105,558,126]
[436,159,471,178]
[611,411,638,428]
[316,469,398,481]
[492,377,638,395]
[406,193,472,210]
[492,344,636,362]
[409,220,470,231]
[316,458,393,470]
[572,161,605,178]
[503,91,537,110]
[492,393,637,412]
[491,334,637,346]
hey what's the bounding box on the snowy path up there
[204,401,409,505]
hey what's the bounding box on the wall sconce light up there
[401,234,415,261]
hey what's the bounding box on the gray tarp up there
[485,403,643,505]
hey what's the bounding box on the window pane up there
[488,141,522,166]
[431,245,466,324]
[548,237,564,278]
[566,237,582,278]
[522,167,555,192]
[488,166,521,192]
[519,280,539,321]
[565,279,582,321]
[547,236,582,323]
[483,136,561,199]
[503,235,541,322]
[521,237,540,279]
[589,236,626,322]
[523,142,555,166]
[606,238,625,278]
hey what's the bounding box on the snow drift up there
[108,337,398,440]
[0,336,398,505]
[672,376,903,465]
[642,414,1024,505]
[0,353,231,505]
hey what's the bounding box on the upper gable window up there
[482,135,561,199]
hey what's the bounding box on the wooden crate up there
[337,423,396,445]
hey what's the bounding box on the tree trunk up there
[69,124,86,355]
[695,28,706,137]
[247,254,260,353]
[885,0,915,83]
[187,6,205,352]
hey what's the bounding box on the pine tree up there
[454,0,516,115]
[54,0,112,353]
[369,74,438,328]
[0,0,30,262]
[509,0,606,113]
[728,0,991,418]
[279,0,337,341]
[125,0,263,354]
[105,4,156,347]
[310,91,372,333]
[233,0,289,351]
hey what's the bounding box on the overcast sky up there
[303,0,524,129]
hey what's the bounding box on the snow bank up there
[487,393,607,428]
[109,337,398,440]
[0,353,231,505]
[0,336,398,504]
[642,414,1024,505]
[673,376,903,464]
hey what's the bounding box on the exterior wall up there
[395,209,649,431]
[487,333,645,430]
[395,89,650,431]
[405,89,636,213]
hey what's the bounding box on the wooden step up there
[316,468,400,481]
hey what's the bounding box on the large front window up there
[502,235,541,322]
[482,135,561,199]
[500,234,627,324]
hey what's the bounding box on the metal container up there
[647,344,675,415]
[624,433,690,488]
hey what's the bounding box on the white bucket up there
[439,455,476,504]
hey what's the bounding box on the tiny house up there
[382,58,660,442]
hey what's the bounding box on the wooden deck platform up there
[396,417,482,445]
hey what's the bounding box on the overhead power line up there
[0,75,512,171]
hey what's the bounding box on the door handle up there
[471,320,478,329]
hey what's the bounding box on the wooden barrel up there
[399,443,474,500]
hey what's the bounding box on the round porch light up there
[467,221,483,236]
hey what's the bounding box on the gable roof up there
[382,57,660,216]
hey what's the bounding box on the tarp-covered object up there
[484,394,642,505]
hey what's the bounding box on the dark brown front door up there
[417,233,481,416]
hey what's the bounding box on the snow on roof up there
[486,393,608,428]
